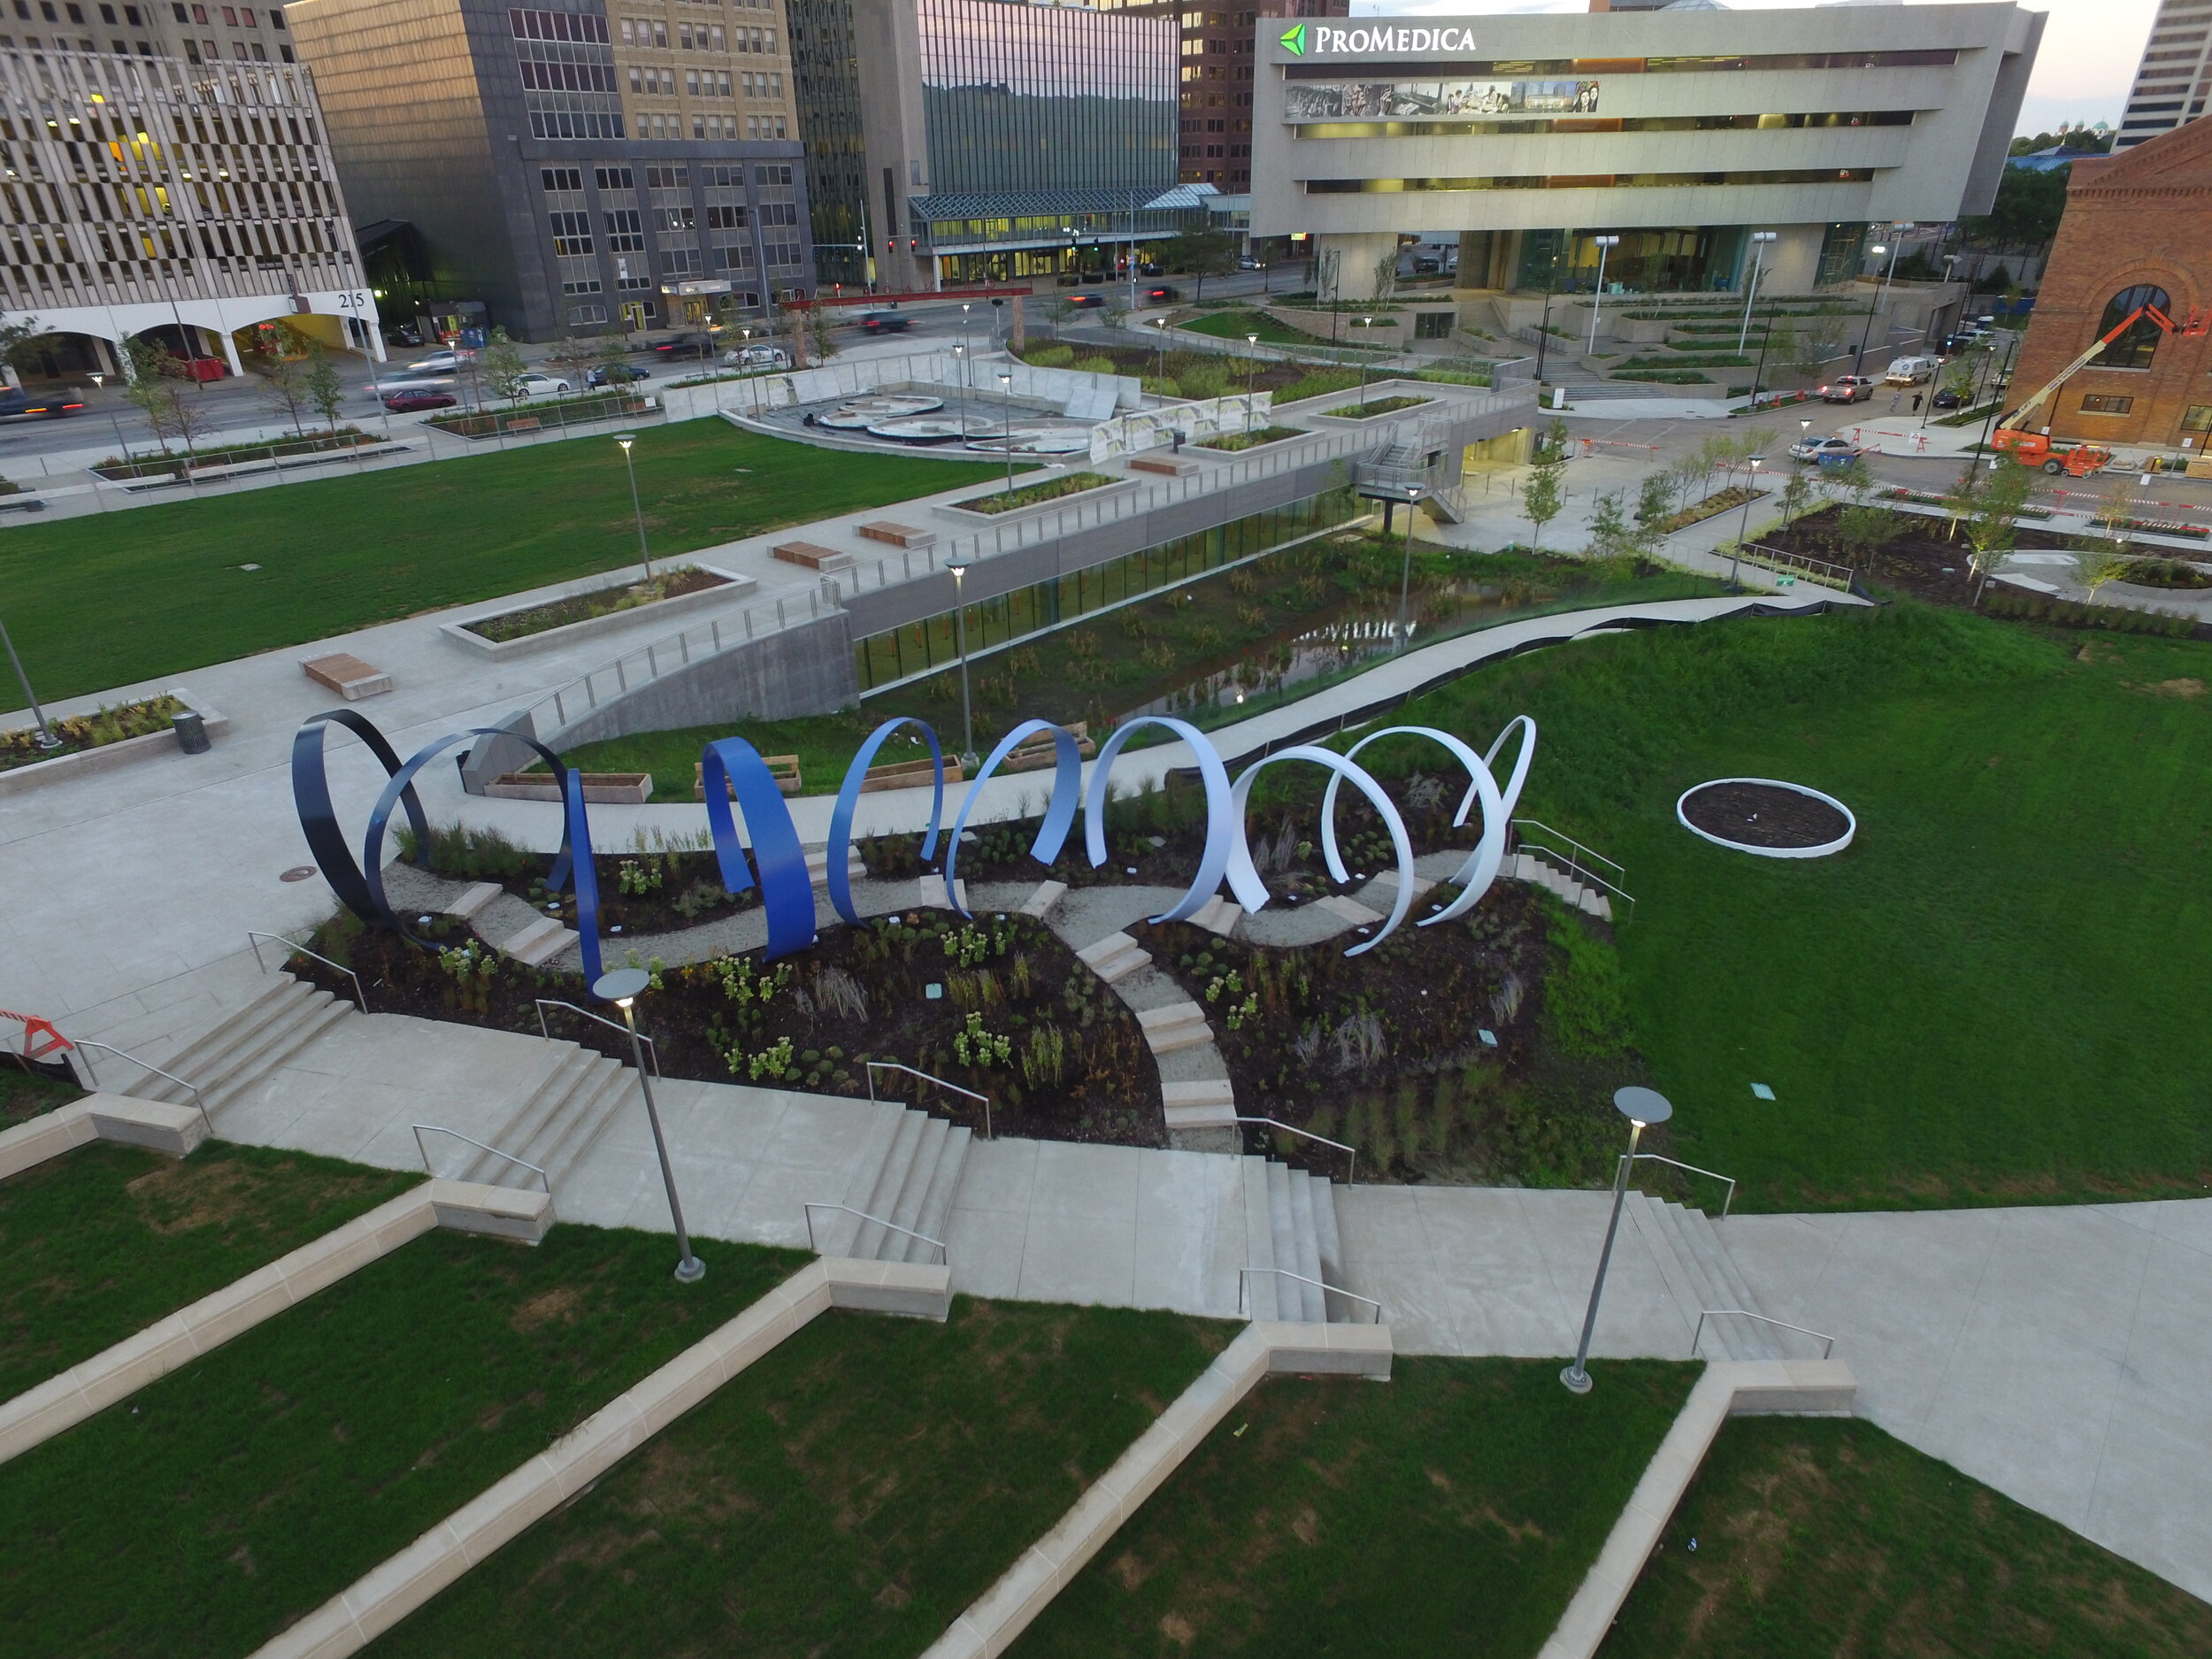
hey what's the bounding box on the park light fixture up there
[1563,1087,1673,1394]
[591,966,703,1283]
[1588,234,1621,352]
[945,554,976,768]
[613,433,653,580]
[1729,456,1765,590]
[1245,332,1260,422]
[997,370,1016,490]
[0,611,61,750]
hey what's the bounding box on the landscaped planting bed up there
[91,428,385,480]
[0,1140,419,1405]
[1601,1417,2212,1657]
[953,471,1120,515]
[1011,1358,1699,1658]
[1,692,181,772]
[1194,424,1308,451]
[1321,395,1432,419]
[462,565,731,643]
[366,1299,1233,1657]
[0,1223,803,1659]
[1019,341,1363,405]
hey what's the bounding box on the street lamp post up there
[945,554,976,767]
[1244,332,1259,426]
[592,967,703,1283]
[1394,485,1422,650]
[1853,227,1912,377]
[0,611,61,749]
[613,433,653,580]
[1737,230,1777,354]
[1586,234,1620,353]
[1975,330,2022,463]
[1153,316,1170,383]
[1728,455,1763,589]
[960,302,972,392]
[87,369,130,465]
[998,371,1016,491]
[1562,1087,1673,1394]
[1357,317,1373,408]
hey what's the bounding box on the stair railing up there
[411,1123,551,1195]
[1508,820,1637,923]
[866,1061,991,1141]
[1622,1151,1738,1218]
[1692,1309,1834,1361]
[245,930,369,1013]
[1236,1116,1356,1185]
[803,1201,947,1264]
[1238,1265,1382,1325]
[534,999,661,1076]
[66,1038,212,1141]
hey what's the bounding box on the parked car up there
[1237,256,1258,271]
[1819,375,1878,403]
[1066,292,1107,310]
[510,372,571,396]
[653,333,718,357]
[385,326,423,349]
[1884,355,1937,386]
[0,388,84,419]
[723,344,790,369]
[380,388,457,412]
[401,349,465,374]
[585,363,650,388]
[1140,284,1179,304]
[1790,434,1863,466]
[857,311,911,334]
[1932,386,1965,411]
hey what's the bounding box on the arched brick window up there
[2096,285,2172,371]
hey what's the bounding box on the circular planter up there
[1676,777,1855,859]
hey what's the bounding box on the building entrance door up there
[620,301,651,332]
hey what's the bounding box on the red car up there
[1067,293,1107,310]
[1140,284,1179,303]
[382,388,457,412]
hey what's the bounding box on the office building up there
[0,43,380,374]
[1248,3,2043,298]
[2116,0,2212,149]
[0,0,296,66]
[286,0,814,339]
[788,0,1178,291]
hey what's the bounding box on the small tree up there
[1778,466,1816,530]
[480,326,528,403]
[2093,472,2139,546]
[1371,251,1400,305]
[2073,537,2133,602]
[809,303,839,363]
[0,314,47,383]
[1585,488,1632,564]
[1827,458,1903,567]
[1938,463,1981,542]
[254,337,311,437]
[305,346,346,435]
[122,339,186,457]
[595,333,634,384]
[1522,428,1568,552]
[1964,461,2033,601]
[1634,467,1678,530]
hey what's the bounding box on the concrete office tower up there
[0,0,300,67]
[792,0,1178,292]
[286,0,814,338]
[2117,0,2212,149]
[0,44,381,373]
[1250,3,2043,300]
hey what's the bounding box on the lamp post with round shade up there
[592,967,703,1282]
[613,433,653,580]
[1244,332,1259,427]
[1358,316,1373,408]
[1153,316,1170,383]
[997,372,1016,489]
[960,302,972,392]
[1586,234,1620,353]
[1728,456,1763,589]
[945,554,976,767]
[1562,1087,1672,1394]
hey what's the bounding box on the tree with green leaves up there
[808,303,838,363]
[1585,488,1632,565]
[253,336,311,437]
[1161,228,1239,304]
[480,326,528,403]
[0,314,50,381]
[1964,461,2034,602]
[595,332,634,383]
[122,339,187,456]
[1961,164,2070,251]
[2073,535,2133,603]
[1634,467,1678,532]
[1522,431,1567,553]
[1778,465,1816,531]
[1371,252,1399,305]
[1824,458,1903,567]
[305,346,346,435]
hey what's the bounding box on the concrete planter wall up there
[440,565,758,659]
[933,477,1140,527]
[0,687,229,800]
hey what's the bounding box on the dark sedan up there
[0,388,85,419]
[381,388,457,412]
[1066,292,1108,310]
[585,364,651,388]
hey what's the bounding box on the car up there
[1237,256,1257,271]
[1066,292,1107,310]
[1140,284,1179,303]
[722,344,790,370]
[0,388,84,419]
[1819,375,1877,403]
[380,388,457,412]
[385,326,423,349]
[402,349,465,374]
[857,311,911,334]
[1932,387,1965,411]
[1790,434,1863,466]
[1884,355,1937,386]
[653,333,718,357]
[585,363,650,388]
[511,372,570,396]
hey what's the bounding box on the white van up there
[1884,356,1937,386]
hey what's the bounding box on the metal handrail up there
[68,1039,213,1141]
[1509,820,1638,922]
[1623,1151,1738,1218]
[411,1124,551,1194]
[1737,541,1855,592]
[1237,1265,1383,1325]
[1509,818,1624,882]
[803,1201,947,1263]
[534,999,660,1075]
[246,931,368,1013]
[867,1060,991,1141]
[1692,1309,1835,1361]
[1236,1117,1356,1186]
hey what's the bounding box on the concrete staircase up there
[1240,1156,1357,1324]
[1630,1194,1783,1360]
[458,1042,634,1191]
[1506,849,1615,922]
[121,976,352,1117]
[826,1103,974,1263]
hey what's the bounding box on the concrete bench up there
[856,520,938,549]
[772,540,856,572]
[695,753,802,798]
[484,772,653,804]
[1130,453,1201,477]
[300,652,393,701]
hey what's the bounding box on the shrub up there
[1179,364,1229,399]
[1024,343,1075,368]
[1073,356,1118,376]
[1980,588,2195,636]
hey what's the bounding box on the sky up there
[1344,0,2156,135]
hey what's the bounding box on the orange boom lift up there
[1991,300,2208,475]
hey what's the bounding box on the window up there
[595,165,634,190]
[2079,394,2135,414]
[658,205,696,230]
[685,68,697,94]
[277,41,288,58]
[759,201,796,227]
[714,242,756,270]
[2096,285,2172,370]
[754,164,790,186]
[549,210,593,253]
[2182,404,2212,434]
[662,246,703,274]
[604,208,644,250]
[219,4,233,20]
[250,39,261,55]
[707,204,748,229]
[570,303,608,325]
[541,165,582,191]
[239,5,251,21]
[764,240,801,267]
[98,4,112,21]
[644,165,688,188]
[708,23,721,48]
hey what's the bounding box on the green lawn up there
[0,1064,77,1128]
[0,424,1010,702]
[1385,603,2212,1210]
[1011,1358,1698,1657]
[1179,308,1326,349]
[0,1225,803,1658]
[368,1298,1232,1657]
[0,1140,416,1404]
[1601,1417,2212,1656]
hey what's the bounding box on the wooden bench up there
[300,652,393,701]
[859,755,964,793]
[1130,454,1200,478]
[1002,720,1096,773]
[485,772,653,804]
[856,520,938,550]
[772,540,855,572]
[504,416,541,433]
[695,753,802,799]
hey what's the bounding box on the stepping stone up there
[1018,879,1067,920]
[447,881,503,921]
[1138,1001,1212,1056]
[499,915,576,967]
[1367,869,1435,901]
[1161,1078,1236,1130]
[803,844,867,887]
[1189,894,1243,937]
[1317,895,1384,926]
[1076,931,1149,985]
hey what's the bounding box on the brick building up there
[2010,116,2212,452]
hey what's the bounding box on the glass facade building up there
[784,0,867,287]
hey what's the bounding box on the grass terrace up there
[0,424,1010,702]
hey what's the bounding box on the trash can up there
[172,710,211,754]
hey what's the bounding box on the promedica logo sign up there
[1287,24,1489,54]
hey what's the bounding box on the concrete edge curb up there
[437,563,761,659]
[0,687,230,799]
[246,1256,949,1659]
[0,1092,209,1183]
[919,1320,1395,1659]
[1534,1357,1859,1659]
[0,1178,557,1469]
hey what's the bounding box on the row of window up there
[172,1,273,24]
[541,165,797,194]
[618,17,770,51]
[2078,396,2212,431]
[509,8,607,44]
[1306,166,1876,194]
[627,108,785,137]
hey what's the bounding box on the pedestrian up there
[1889,390,1901,413]
[1912,393,1923,413]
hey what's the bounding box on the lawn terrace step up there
[1075,931,1149,985]
[1632,1196,1782,1361]
[122,976,352,1116]
[1018,879,1067,920]
[1238,1154,1356,1323]
[1160,1077,1235,1131]
[830,1103,974,1263]
[446,881,503,921]
[459,1042,633,1190]
[1137,1001,1213,1057]
[1507,850,1613,922]
[485,771,654,804]
[861,754,965,793]
[498,914,579,968]
[1188,894,1243,936]
[999,719,1098,773]
[695,753,802,798]
[1129,452,1201,477]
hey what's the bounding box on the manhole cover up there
[280,865,319,882]
[1677,779,1855,859]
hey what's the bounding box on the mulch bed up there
[1680,781,1849,850]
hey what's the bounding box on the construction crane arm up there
[1997,303,2207,432]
